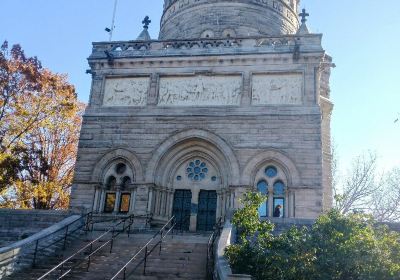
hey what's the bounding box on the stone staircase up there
[4,231,209,280]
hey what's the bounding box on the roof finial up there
[299,8,309,24]
[142,16,151,29]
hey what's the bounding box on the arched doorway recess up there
[148,130,239,231]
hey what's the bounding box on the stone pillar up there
[129,186,137,214]
[229,188,235,210]
[216,190,222,220]
[290,190,296,218]
[154,188,161,216]
[190,189,200,232]
[268,185,274,217]
[166,188,174,218]
[147,187,153,213]
[285,190,289,218]
[92,186,99,212]
[160,190,166,217]
[114,187,121,213]
[98,189,106,213]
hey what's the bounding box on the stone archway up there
[242,149,302,218]
[147,129,239,231]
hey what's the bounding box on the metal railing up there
[31,212,93,268]
[110,216,176,280]
[37,214,152,280]
[206,218,223,280]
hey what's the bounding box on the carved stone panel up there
[103,77,150,107]
[158,75,242,106]
[251,73,303,105]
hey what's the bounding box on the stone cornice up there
[82,106,322,118]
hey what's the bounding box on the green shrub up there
[225,192,400,280]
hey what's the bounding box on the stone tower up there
[160,0,300,39]
[70,0,334,229]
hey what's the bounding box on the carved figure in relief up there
[252,74,302,105]
[158,75,241,106]
[103,78,149,107]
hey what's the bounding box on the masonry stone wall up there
[160,0,300,39]
[71,6,333,222]
[0,210,71,248]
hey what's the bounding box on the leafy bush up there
[225,192,400,280]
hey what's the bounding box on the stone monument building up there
[70,0,334,231]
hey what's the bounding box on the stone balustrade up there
[89,34,323,60]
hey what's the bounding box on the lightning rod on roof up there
[105,0,118,41]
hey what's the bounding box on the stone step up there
[5,231,210,280]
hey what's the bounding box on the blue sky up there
[1,0,399,171]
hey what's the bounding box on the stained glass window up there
[119,193,131,213]
[104,193,116,213]
[187,159,208,181]
[265,166,278,178]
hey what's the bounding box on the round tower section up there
[160,0,300,40]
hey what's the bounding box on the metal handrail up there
[37,214,151,280]
[206,218,223,280]
[29,212,93,268]
[110,216,176,280]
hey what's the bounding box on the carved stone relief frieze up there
[103,77,150,107]
[251,73,303,105]
[158,75,242,106]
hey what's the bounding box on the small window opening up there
[104,193,116,213]
[119,193,131,213]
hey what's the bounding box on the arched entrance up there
[147,130,239,231]
[171,156,221,231]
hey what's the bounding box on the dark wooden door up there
[172,190,192,231]
[197,190,217,231]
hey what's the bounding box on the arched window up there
[101,160,134,214]
[273,181,285,218]
[257,180,268,217]
[255,164,288,219]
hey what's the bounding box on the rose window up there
[186,159,208,181]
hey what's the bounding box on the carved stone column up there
[285,189,290,218]
[155,188,162,216]
[160,189,166,217]
[147,186,153,213]
[166,188,174,218]
[216,190,222,220]
[114,186,122,213]
[268,184,274,217]
[98,189,106,213]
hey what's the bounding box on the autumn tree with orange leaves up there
[0,41,84,209]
